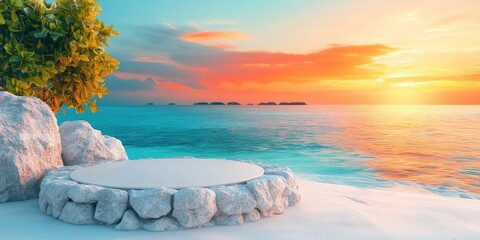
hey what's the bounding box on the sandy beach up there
[1,180,480,240]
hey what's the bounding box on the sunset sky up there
[99,0,480,105]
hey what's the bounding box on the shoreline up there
[1,180,480,239]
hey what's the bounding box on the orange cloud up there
[211,43,236,49]
[180,31,247,42]
[195,44,396,84]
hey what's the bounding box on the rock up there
[67,184,105,203]
[243,209,261,222]
[59,202,95,225]
[213,213,244,226]
[115,210,142,231]
[59,120,128,165]
[130,188,176,219]
[263,165,302,207]
[246,175,287,216]
[211,185,256,215]
[41,169,71,186]
[39,180,78,218]
[0,91,63,203]
[172,188,217,228]
[94,188,129,224]
[264,166,298,194]
[143,217,180,232]
[288,190,302,206]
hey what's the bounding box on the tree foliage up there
[0,0,119,113]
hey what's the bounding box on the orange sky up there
[101,0,480,105]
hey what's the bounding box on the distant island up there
[279,102,307,105]
[191,101,306,106]
[258,102,277,105]
[210,102,226,105]
[167,103,176,105]
[193,102,209,105]
[145,103,155,105]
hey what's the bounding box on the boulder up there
[288,190,302,206]
[59,120,127,165]
[129,188,176,219]
[246,175,287,216]
[0,91,63,203]
[172,188,217,228]
[143,217,180,232]
[94,188,129,224]
[59,202,95,225]
[243,209,261,222]
[211,185,256,215]
[213,213,244,226]
[263,165,302,207]
[115,210,142,231]
[39,180,78,218]
[67,184,105,203]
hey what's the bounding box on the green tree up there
[0,0,119,113]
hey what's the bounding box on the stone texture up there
[59,120,127,165]
[246,175,287,217]
[59,202,95,225]
[143,217,180,232]
[243,209,261,222]
[213,213,244,226]
[67,184,105,203]
[172,188,217,228]
[262,164,302,207]
[94,188,129,224]
[39,180,78,218]
[115,210,142,231]
[0,91,63,203]
[129,188,176,219]
[212,185,256,215]
[103,136,128,161]
[288,190,302,206]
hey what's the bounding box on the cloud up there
[105,75,156,91]
[391,81,432,87]
[211,43,236,49]
[180,31,247,42]
[103,24,398,104]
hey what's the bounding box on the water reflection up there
[327,105,480,194]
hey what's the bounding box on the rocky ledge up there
[39,160,301,231]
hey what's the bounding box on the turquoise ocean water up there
[57,105,480,199]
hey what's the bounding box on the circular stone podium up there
[70,159,265,189]
[39,158,301,231]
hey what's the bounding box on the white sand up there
[1,180,480,240]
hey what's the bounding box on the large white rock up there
[246,175,287,216]
[0,91,63,203]
[172,188,217,228]
[143,217,180,232]
[59,120,127,165]
[212,185,256,215]
[94,188,129,224]
[59,202,95,225]
[129,188,176,219]
[67,184,105,203]
[115,210,142,231]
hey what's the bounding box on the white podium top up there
[69,158,264,189]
